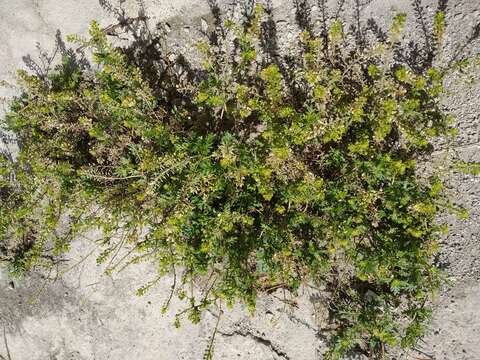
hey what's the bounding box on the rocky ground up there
[0,1,479,359]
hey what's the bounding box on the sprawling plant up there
[0,3,478,358]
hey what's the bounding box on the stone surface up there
[0,1,479,359]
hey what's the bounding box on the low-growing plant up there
[1,1,479,358]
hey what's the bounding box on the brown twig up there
[2,326,12,360]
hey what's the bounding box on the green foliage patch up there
[1,3,479,359]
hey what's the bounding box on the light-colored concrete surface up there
[0,1,479,359]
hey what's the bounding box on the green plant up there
[1,3,479,359]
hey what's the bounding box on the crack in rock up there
[285,313,322,337]
[31,0,58,36]
[218,328,290,360]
